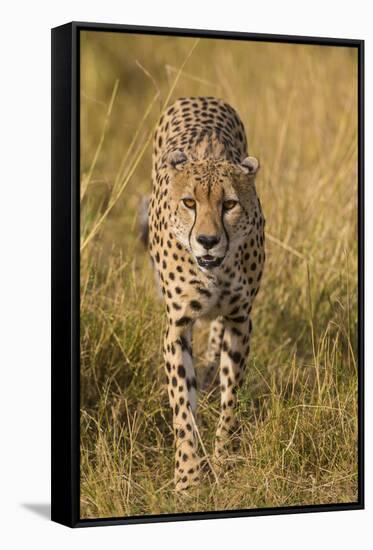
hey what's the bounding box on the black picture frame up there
[51,21,365,528]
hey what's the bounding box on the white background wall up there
[0,1,371,547]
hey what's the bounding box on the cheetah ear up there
[240,156,260,176]
[168,150,188,171]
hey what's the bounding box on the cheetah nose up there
[197,234,220,250]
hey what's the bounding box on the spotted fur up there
[148,97,265,491]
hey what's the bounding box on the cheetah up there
[148,97,265,491]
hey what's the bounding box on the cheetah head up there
[165,150,260,271]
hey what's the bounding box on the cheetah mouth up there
[196,255,224,269]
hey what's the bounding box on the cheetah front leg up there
[200,317,224,392]
[214,316,251,466]
[164,321,201,491]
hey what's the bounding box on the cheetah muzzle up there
[196,254,224,270]
[148,96,265,491]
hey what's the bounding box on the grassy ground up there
[79,31,359,519]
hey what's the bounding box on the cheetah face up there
[166,151,260,271]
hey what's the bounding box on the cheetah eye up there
[182,198,196,209]
[223,199,238,211]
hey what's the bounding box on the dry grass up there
[79,31,358,519]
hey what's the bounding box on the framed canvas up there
[51,21,364,528]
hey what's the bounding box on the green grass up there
[79,32,358,518]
